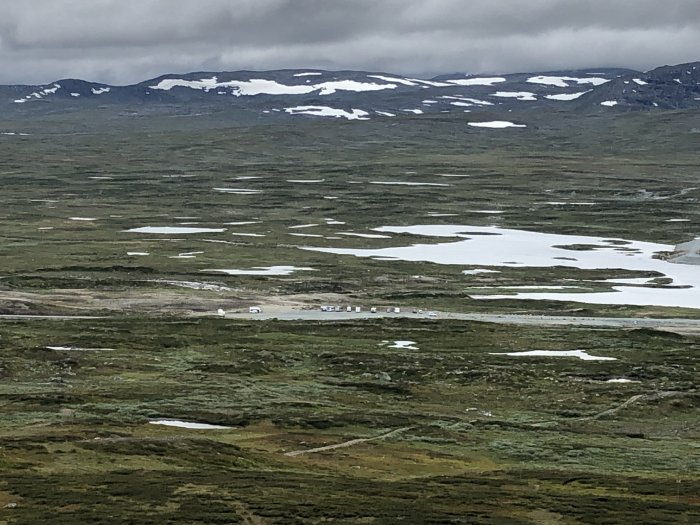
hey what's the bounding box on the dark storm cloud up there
[1,0,699,84]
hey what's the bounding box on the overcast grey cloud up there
[1,0,699,85]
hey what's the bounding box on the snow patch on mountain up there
[545,91,590,101]
[600,100,619,107]
[149,76,397,96]
[527,76,609,87]
[447,77,506,87]
[468,121,526,128]
[13,83,62,103]
[492,91,537,101]
[284,106,370,120]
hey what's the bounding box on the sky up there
[1,0,699,85]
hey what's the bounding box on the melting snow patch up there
[447,77,506,86]
[213,188,261,194]
[287,179,325,183]
[600,100,618,107]
[284,106,369,120]
[339,232,392,239]
[368,75,417,86]
[527,76,609,87]
[384,340,419,350]
[204,266,314,276]
[91,87,110,95]
[545,91,590,101]
[369,181,451,187]
[606,378,640,383]
[293,72,322,77]
[462,269,501,275]
[69,217,97,221]
[126,227,226,234]
[127,252,150,256]
[633,79,648,86]
[492,91,537,101]
[375,111,396,117]
[490,350,616,361]
[468,121,525,128]
[149,419,231,429]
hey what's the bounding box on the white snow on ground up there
[149,76,396,96]
[527,76,609,87]
[339,232,392,239]
[369,181,451,187]
[70,92,80,97]
[411,79,453,87]
[126,227,226,234]
[149,419,231,429]
[284,106,369,120]
[300,224,700,309]
[230,232,265,237]
[127,252,150,256]
[287,179,325,183]
[367,75,417,86]
[633,79,648,85]
[46,346,115,352]
[440,96,494,105]
[13,83,61,103]
[492,91,537,101]
[91,87,110,95]
[375,111,396,117]
[545,91,590,101]
[289,223,319,229]
[293,72,322,77]
[384,340,419,350]
[462,269,501,275]
[490,350,616,361]
[213,188,262,194]
[69,217,97,221]
[226,221,260,226]
[403,109,424,114]
[450,102,473,107]
[447,77,506,86]
[600,100,619,107]
[204,266,314,276]
[606,378,641,383]
[468,121,526,128]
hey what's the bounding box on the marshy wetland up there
[1,107,698,523]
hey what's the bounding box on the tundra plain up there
[0,107,698,523]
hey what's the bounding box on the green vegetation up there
[0,108,698,522]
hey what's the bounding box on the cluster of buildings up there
[320,305,401,314]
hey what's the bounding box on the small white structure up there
[370,307,377,313]
[249,306,262,314]
[334,305,341,312]
[355,306,361,313]
[320,305,328,312]
[393,307,401,313]
[346,306,352,312]
[217,308,226,317]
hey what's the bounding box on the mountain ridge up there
[3,61,699,119]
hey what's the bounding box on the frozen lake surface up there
[301,224,700,309]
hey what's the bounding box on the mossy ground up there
[0,108,698,522]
